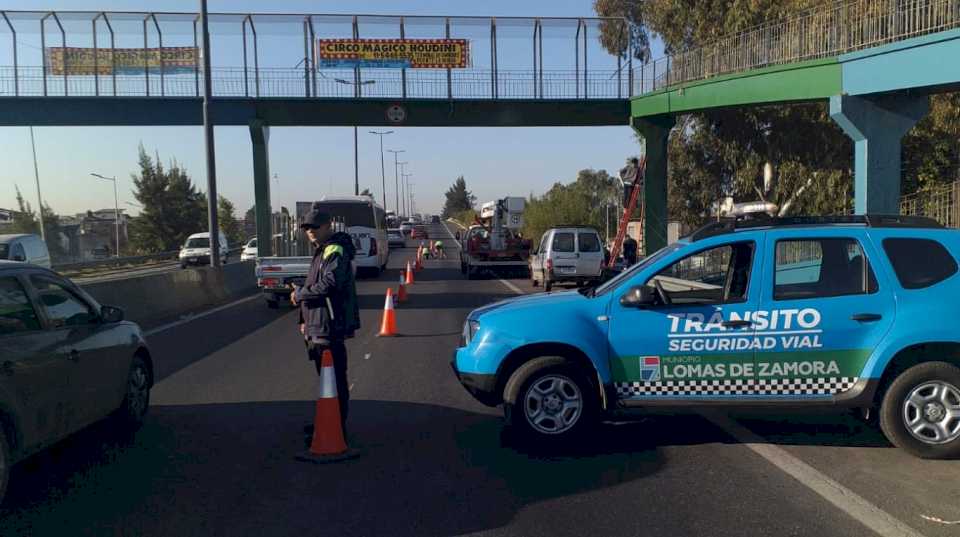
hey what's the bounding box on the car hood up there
[468,290,587,321]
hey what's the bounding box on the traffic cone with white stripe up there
[377,288,398,337]
[397,270,408,303]
[405,261,415,285]
[296,350,359,464]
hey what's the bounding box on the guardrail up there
[638,0,960,94]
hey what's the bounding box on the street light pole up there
[369,130,393,210]
[90,173,120,258]
[387,149,405,215]
[354,126,359,196]
[200,0,220,268]
[402,172,413,218]
[29,126,45,242]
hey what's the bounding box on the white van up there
[529,226,605,292]
[0,234,51,268]
[179,231,229,268]
[306,196,389,275]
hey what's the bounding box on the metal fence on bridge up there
[639,0,960,94]
[901,180,960,228]
[0,11,632,100]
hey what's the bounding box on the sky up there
[0,0,663,219]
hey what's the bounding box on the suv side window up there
[649,241,754,305]
[29,275,97,328]
[552,232,575,253]
[578,232,601,252]
[10,242,25,261]
[882,238,958,289]
[538,233,550,254]
[774,238,878,300]
[0,276,42,334]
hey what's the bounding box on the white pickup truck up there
[255,256,312,309]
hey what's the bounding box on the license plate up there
[189,258,197,262]
[559,266,576,274]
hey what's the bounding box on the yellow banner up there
[318,38,469,69]
[45,47,198,75]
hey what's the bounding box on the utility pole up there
[354,126,359,195]
[369,130,393,210]
[399,163,409,217]
[387,149,405,215]
[29,126,45,241]
[200,0,220,267]
[402,172,412,218]
[90,173,120,258]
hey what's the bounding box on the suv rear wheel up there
[506,363,596,441]
[114,355,152,431]
[880,361,960,459]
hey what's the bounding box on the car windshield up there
[313,203,376,228]
[593,242,684,296]
[185,238,210,248]
[247,238,257,248]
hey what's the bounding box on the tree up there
[442,176,476,217]
[217,196,243,248]
[10,185,67,260]
[10,186,39,235]
[596,1,959,227]
[523,169,620,245]
[129,145,207,253]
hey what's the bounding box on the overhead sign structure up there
[44,47,198,76]
[317,38,469,69]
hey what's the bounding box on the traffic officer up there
[622,233,639,266]
[291,203,360,436]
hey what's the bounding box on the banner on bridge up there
[317,38,469,69]
[44,47,198,76]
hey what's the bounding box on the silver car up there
[0,261,154,504]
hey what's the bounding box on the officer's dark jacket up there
[296,232,361,339]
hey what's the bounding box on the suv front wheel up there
[506,363,596,441]
[880,361,960,459]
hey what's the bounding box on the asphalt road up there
[2,222,958,536]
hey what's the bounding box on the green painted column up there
[250,120,273,257]
[631,115,675,254]
[829,95,929,214]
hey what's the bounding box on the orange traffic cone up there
[295,350,359,464]
[377,288,398,337]
[397,272,408,303]
[405,261,415,285]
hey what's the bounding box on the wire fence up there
[0,65,631,99]
[900,180,960,227]
[638,0,960,94]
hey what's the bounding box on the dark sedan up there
[0,261,154,503]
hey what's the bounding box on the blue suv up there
[453,215,960,459]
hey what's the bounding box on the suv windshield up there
[594,243,683,296]
[185,238,210,248]
[314,203,376,228]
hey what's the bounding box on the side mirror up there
[620,285,657,308]
[100,305,124,323]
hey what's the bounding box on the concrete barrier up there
[80,261,257,326]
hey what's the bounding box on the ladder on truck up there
[607,156,646,269]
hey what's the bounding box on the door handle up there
[66,349,80,362]
[851,313,882,322]
[722,320,752,329]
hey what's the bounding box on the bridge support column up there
[829,94,928,214]
[631,115,675,254]
[250,119,273,257]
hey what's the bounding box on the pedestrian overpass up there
[1,3,959,256]
[0,10,633,255]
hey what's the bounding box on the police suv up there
[453,215,960,458]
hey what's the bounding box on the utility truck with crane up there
[458,197,530,279]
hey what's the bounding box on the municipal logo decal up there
[639,356,661,382]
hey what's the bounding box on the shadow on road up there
[0,401,667,537]
[727,409,891,448]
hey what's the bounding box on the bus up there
[296,196,389,274]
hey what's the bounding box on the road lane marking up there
[497,278,525,295]
[144,294,262,336]
[441,221,463,250]
[704,412,927,537]
[349,383,355,392]
[364,353,371,360]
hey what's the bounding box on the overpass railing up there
[0,11,632,100]
[638,0,960,94]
